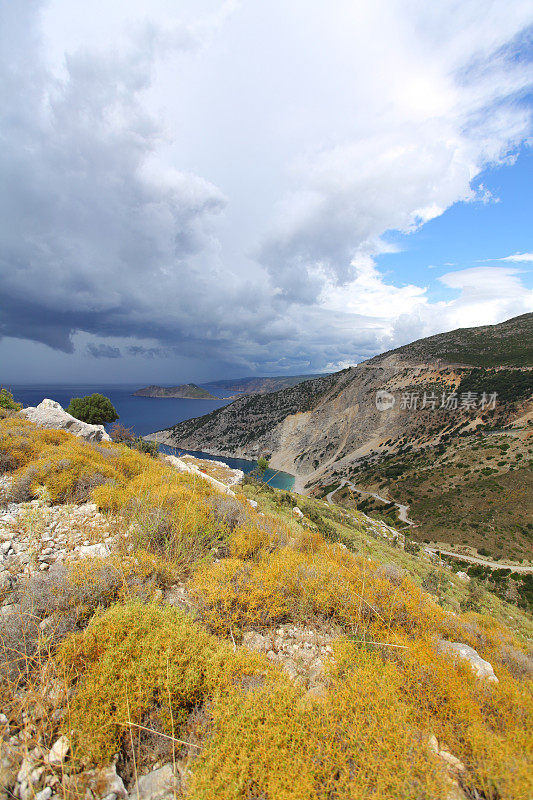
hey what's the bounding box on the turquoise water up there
[158,445,295,490]
[9,384,295,490]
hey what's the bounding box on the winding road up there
[326,480,415,526]
[424,547,533,574]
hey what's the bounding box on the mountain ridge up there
[147,314,533,560]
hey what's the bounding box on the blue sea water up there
[8,384,295,490]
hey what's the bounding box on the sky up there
[1,0,532,384]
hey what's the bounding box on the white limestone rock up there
[128,764,180,800]
[439,641,498,683]
[76,543,110,559]
[20,400,111,443]
[47,735,70,767]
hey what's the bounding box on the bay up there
[8,383,295,490]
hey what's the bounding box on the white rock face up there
[439,641,498,683]
[20,399,111,443]
[163,454,236,496]
[127,764,180,800]
[47,735,70,766]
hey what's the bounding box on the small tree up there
[244,456,270,487]
[110,422,159,458]
[257,456,270,478]
[0,388,21,411]
[67,393,119,426]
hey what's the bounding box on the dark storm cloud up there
[0,0,235,356]
[127,345,170,358]
[86,343,122,359]
[1,1,532,380]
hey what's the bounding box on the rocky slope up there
[202,373,324,395]
[149,315,532,472]
[148,315,532,557]
[2,407,533,800]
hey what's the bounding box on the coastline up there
[144,431,298,491]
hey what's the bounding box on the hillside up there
[148,368,354,456]
[1,405,532,800]
[371,312,533,368]
[202,373,325,395]
[133,383,217,399]
[148,314,533,562]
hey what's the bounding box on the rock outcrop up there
[439,641,498,683]
[163,454,241,495]
[20,400,111,443]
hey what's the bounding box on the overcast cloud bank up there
[1,0,532,379]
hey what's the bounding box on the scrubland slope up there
[0,409,532,800]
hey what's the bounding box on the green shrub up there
[66,393,119,425]
[0,387,21,411]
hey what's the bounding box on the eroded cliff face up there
[148,314,533,491]
[148,358,463,479]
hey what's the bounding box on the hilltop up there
[133,383,217,399]
[148,314,533,564]
[370,312,533,368]
[203,373,325,395]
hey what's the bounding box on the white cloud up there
[0,0,532,378]
[498,253,533,262]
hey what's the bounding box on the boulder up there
[439,641,498,683]
[128,764,180,800]
[93,764,127,800]
[20,400,111,443]
[76,543,110,559]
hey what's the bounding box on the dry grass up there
[1,414,532,800]
[189,541,443,638]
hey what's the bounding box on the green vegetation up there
[341,429,533,560]
[66,393,119,425]
[0,387,21,411]
[458,367,533,403]
[373,312,533,367]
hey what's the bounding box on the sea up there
[9,383,295,490]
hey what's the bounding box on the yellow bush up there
[396,638,533,799]
[0,416,226,570]
[190,542,443,637]
[57,604,532,799]
[190,645,446,800]
[229,514,290,559]
[56,602,268,763]
[67,550,179,604]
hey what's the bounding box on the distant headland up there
[133,384,217,399]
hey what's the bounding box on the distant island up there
[133,384,217,399]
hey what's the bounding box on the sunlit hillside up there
[1,408,532,800]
